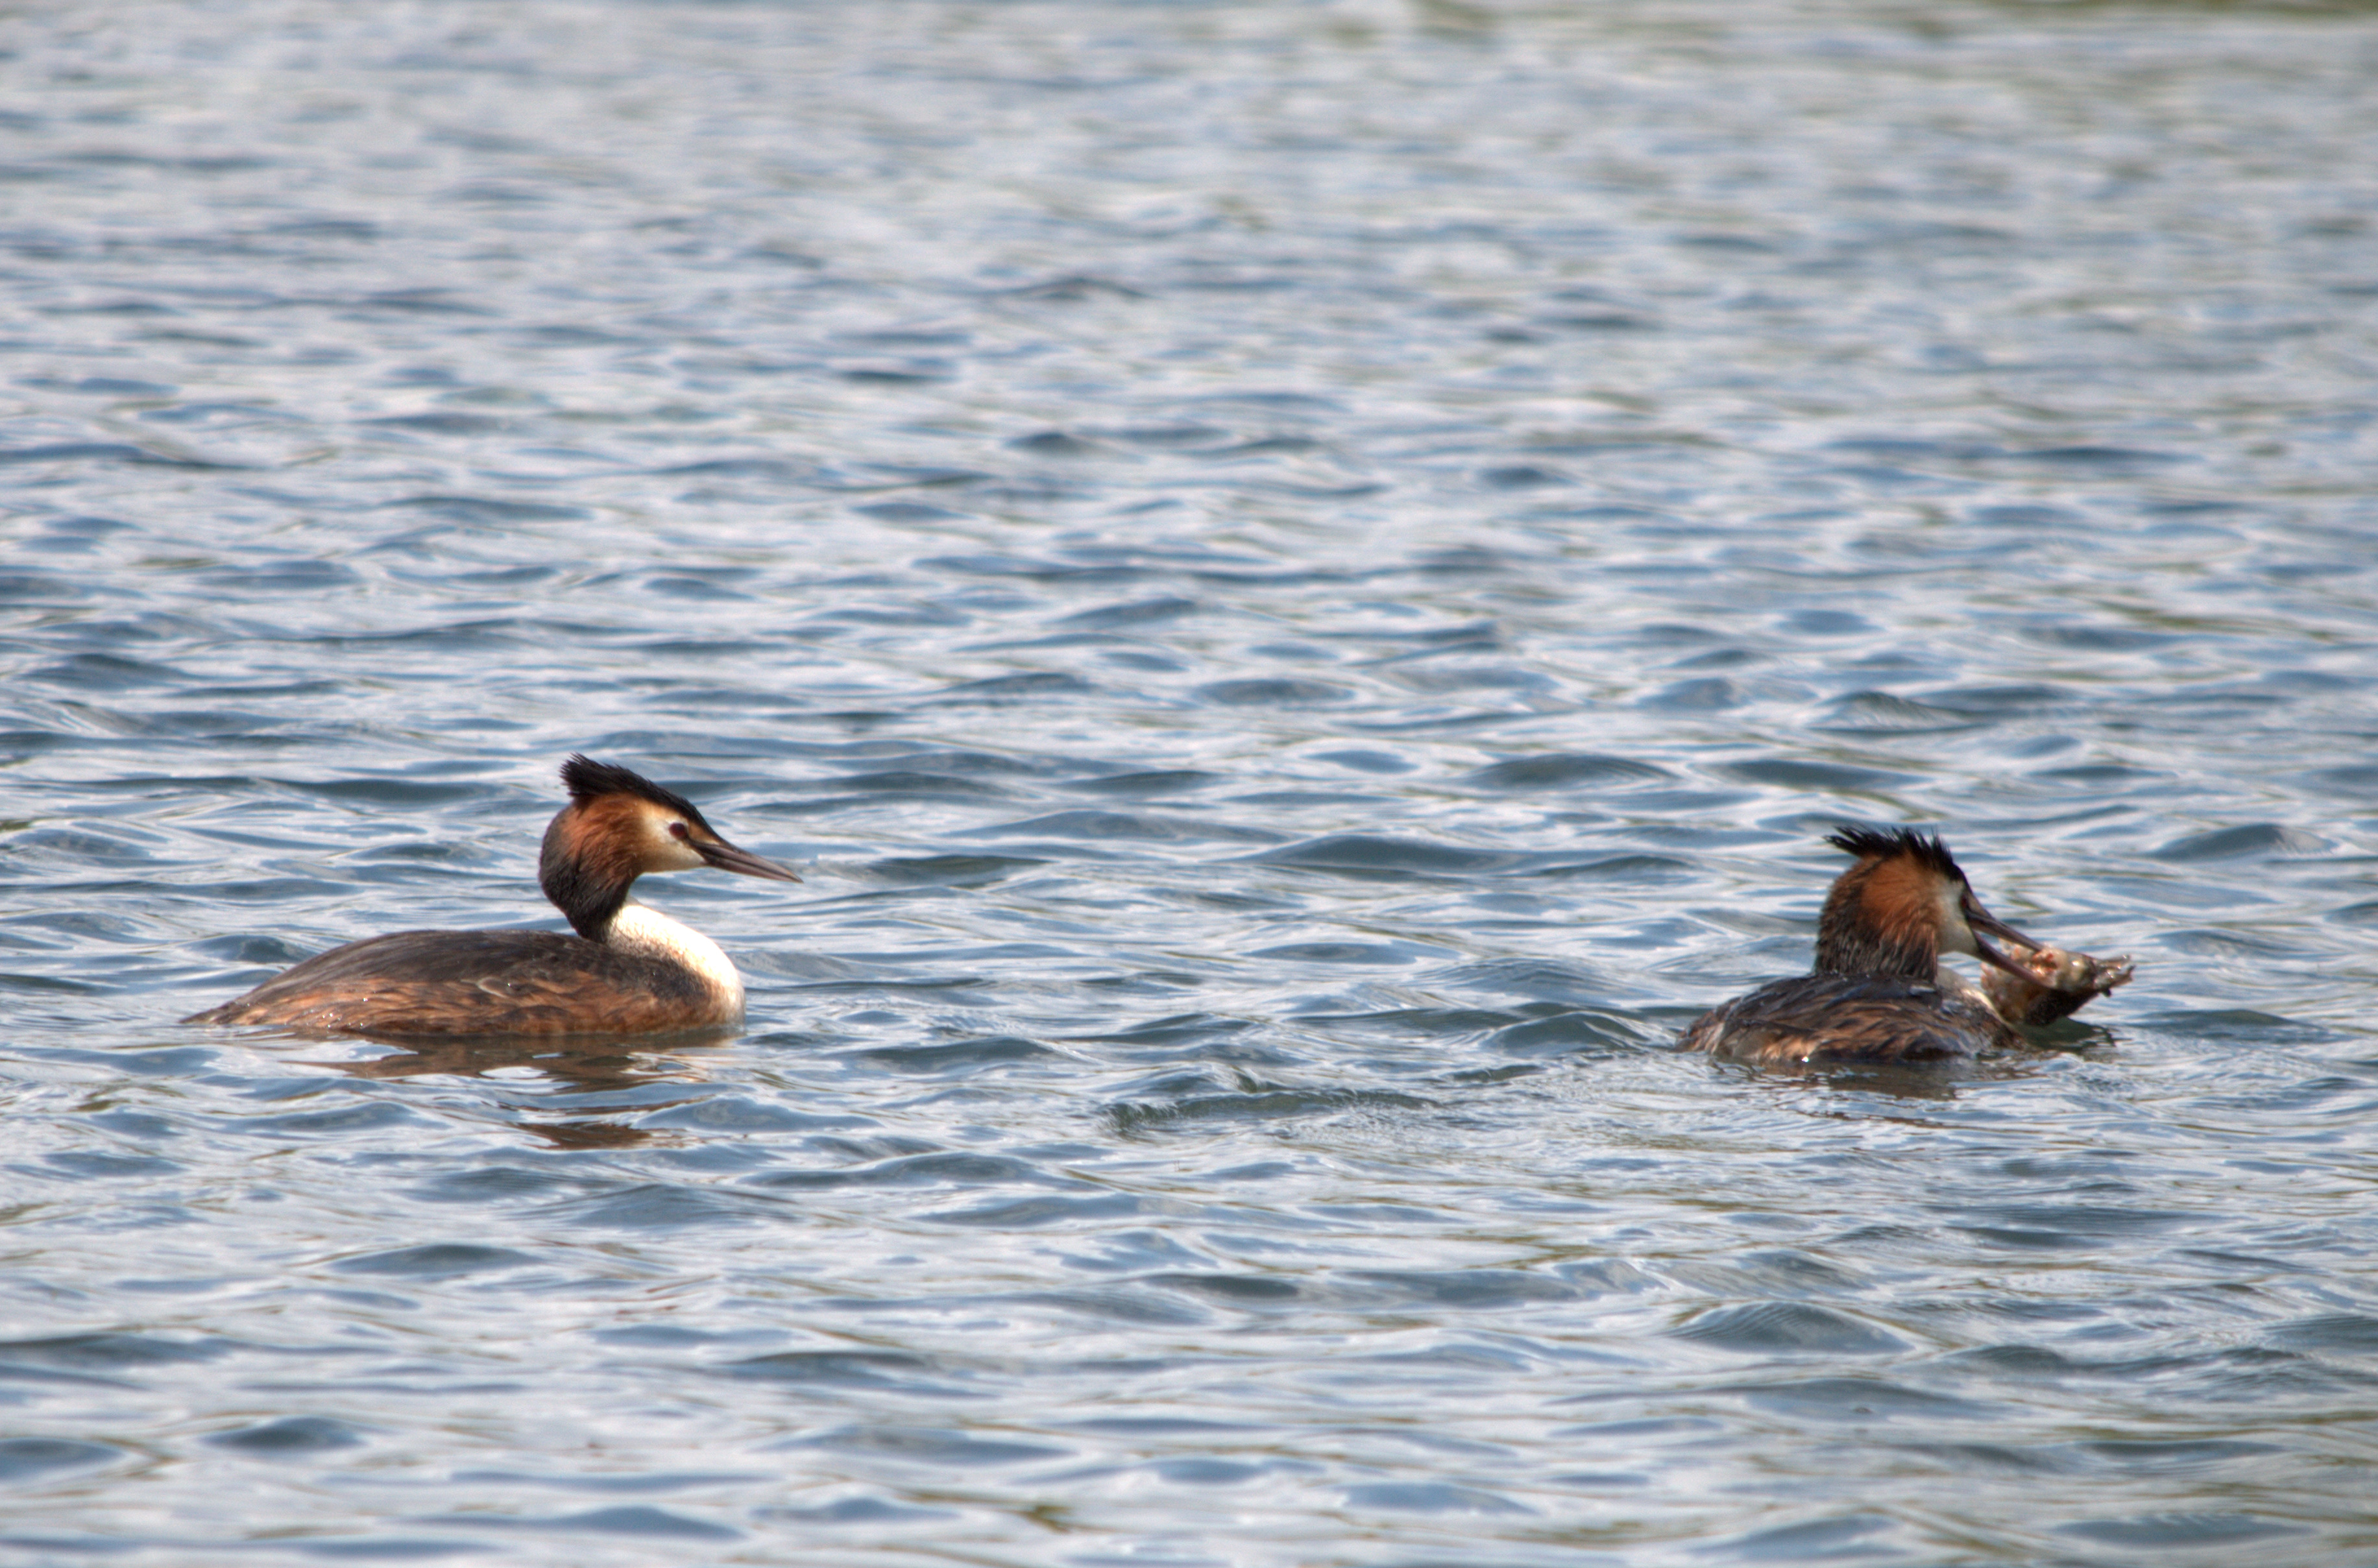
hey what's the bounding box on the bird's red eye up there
[669,821,690,840]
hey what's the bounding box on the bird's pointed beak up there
[696,837,803,883]
[1966,900,2044,978]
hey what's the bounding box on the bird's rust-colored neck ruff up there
[539,795,647,940]
[1815,850,1952,980]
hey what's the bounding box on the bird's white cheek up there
[1937,884,1979,957]
[649,826,708,871]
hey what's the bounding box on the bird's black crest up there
[1825,825,1964,882]
[559,754,709,826]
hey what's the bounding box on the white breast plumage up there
[605,899,746,1012]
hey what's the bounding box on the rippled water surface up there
[5,1,2378,1562]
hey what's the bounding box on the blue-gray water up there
[5,2,2377,1563]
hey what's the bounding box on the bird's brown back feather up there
[184,929,726,1039]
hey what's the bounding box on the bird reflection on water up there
[318,1028,739,1149]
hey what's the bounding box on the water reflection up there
[317,1029,736,1148]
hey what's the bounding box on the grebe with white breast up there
[187,756,800,1039]
[1682,826,2131,1066]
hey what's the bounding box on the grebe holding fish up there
[1682,827,2131,1067]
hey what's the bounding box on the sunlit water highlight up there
[4,2,2376,1563]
